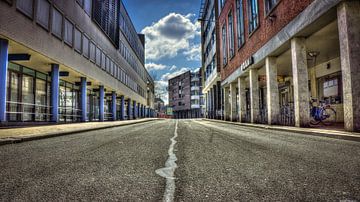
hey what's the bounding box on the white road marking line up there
[156,120,179,202]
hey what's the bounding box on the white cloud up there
[184,44,201,61]
[142,13,200,60]
[161,67,190,81]
[145,63,167,71]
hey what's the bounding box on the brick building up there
[0,0,155,125]
[201,0,360,132]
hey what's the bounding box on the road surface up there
[0,119,359,201]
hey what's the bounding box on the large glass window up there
[265,0,279,14]
[228,12,235,58]
[16,0,33,18]
[35,78,47,121]
[22,74,35,121]
[7,71,20,121]
[248,0,259,34]
[52,8,63,39]
[236,0,245,48]
[222,24,228,66]
[36,0,50,30]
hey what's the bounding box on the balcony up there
[191,77,200,82]
[191,104,200,109]
[191,86,200,91]
[191,95,200,100]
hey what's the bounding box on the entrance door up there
[22,74,35,121]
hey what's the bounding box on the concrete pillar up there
[51,64,60,122]
[291,37,310,127]
[80,77,87,122]
[223,87,230,121]
[120,96,125,120]
[213,85,217,119]
[249,68,260,123]
[238,77,246,122]
[209,89,213,118]
[133,101,137,119]
[127,99,132,120]
[230,82,237,121]
[338,0,360,132]
[112,91,117,121]
[266,57,280,125]
[309,67,318,99]
[0,39,8,122]
[99,86,105,122]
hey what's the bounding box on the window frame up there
[51,6,63,40]
[247,0,259,35]
[264,0,280,16]
[228,10,235,59]
[236,0,245,49]
[36,0,51,31]
[221,23,228,67]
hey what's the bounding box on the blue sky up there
[122,0,202,104]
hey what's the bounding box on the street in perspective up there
[0,0,360,201]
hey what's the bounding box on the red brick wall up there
[219,0,314,80]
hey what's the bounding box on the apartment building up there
[168,70,204,119]
[199,0,222,119]
[217,0,359,131]
[0,0,155,125]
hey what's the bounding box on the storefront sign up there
[240,56,254,71]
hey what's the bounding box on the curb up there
[203,119,360,142]
[0,119,158,146]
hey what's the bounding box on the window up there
[248,0,259,34]
[101,52,106,70]
[222,24,228,66]
[265,0,279,14]
[82,35,89,58]
[220,0,225,8]
[93,0,120,48]
[89,42,96,62]
[74,28,82,53]
[64,18,74,46]
[236,0,245,48]
[36,0,50,30]
[228,11,234,58]
[84,0,92,16]
[16,0,33,18]
[76,0,84,7]
[51,8,63,39]
[95,47,101,67]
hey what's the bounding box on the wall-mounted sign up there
[240,56,254,71]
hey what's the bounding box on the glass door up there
[22,74,35,121]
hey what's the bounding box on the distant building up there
[168,70,204,119]
[154,97,165,114]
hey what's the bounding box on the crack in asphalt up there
[155,120,179,202]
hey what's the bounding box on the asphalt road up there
[0,119,359,201]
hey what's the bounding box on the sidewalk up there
[204,119,360,142]
[0,118,159,145]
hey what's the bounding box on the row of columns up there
[205,82,222,119]
[224,38,313,126]
[0,38,154,124]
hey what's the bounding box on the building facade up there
[0,0,155,125]
[216,0,359,131]
[168,70,204,119]
[199,0,223,120]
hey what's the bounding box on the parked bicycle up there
[310,99,337,126]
